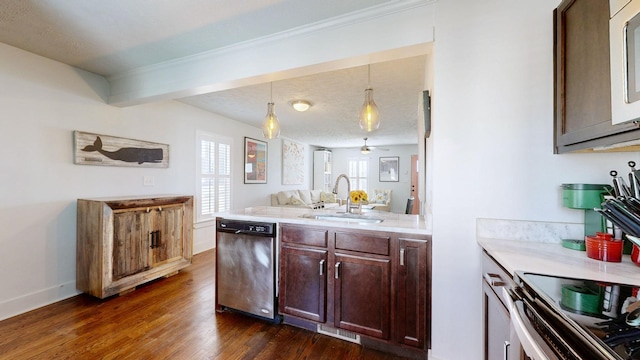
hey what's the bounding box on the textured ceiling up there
[0,0,428,148]
[179,56,426,148]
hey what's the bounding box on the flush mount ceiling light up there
[262,82,281,139]
[359,64,380,132]
[291,100,311,112]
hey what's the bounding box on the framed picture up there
[379,156,399,182]
[282,139,304,185]
[244,137,267,184]
[74,130,169,168]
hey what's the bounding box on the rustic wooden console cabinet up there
[76,195,193,299]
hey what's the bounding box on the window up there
[348,158,368,192]
[197,131,232,222]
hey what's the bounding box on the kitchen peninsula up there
[216,206,431,359]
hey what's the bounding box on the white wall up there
[0,43,319,321]
[330,145,418,213]
[430,1,640,359]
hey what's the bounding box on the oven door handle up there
[502,287,554,360]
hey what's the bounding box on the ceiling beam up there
[108,0,436,107]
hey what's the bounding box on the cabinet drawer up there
[482,251,514,308]
[335,232,390,256]
[281,225,328,248]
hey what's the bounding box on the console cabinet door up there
[152,205,185,265]
[279,245,328,322]
[397,238,429,349]
[334,253,390,339]
[112,209,152,281]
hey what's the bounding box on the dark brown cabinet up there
[397,238,430,349]
[279,223,431,358]
[334,253,390,339]
[279,225,328,322]
[482,252,522,360]
[280,245,328,322]
[554,0,640,153]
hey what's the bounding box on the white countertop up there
[217,206,430,235]
[479,237,640,287]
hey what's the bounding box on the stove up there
[513,272,640,359]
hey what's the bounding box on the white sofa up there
[270,189,341,209]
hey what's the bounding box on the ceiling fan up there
[360,137,389,154]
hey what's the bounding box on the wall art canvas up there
[379,156,399,182]
[282,139,304,185]
[244,137,267,184]
[74,131,169,168]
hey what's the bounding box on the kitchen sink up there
[301,213,384,224]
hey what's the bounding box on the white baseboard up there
[193,221,216,254]
[0,280,80,321]
[1,225,216,322]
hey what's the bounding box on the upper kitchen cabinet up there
[554,0,640,153]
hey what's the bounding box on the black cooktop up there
[517,272,640,359]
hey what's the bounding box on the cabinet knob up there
[319,260,325,276]
[400,248,405,266]
[335,262,341,279]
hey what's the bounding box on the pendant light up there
[262,82,281,139]
[359,64,380,131]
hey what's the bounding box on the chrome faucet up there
[333,174,351,213]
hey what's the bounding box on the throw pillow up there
[310,189,322,203]
[373,189,388,204]
[290,193,305,205]
[277,190,298,205]
[298,190,312,205]
[320,191,336,203]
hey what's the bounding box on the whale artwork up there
[74,131,169,168]
[82,136,163,164]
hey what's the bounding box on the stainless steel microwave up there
[611,0,640,125]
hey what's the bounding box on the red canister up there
[586,235,623,262]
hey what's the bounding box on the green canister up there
[561,184,612,209]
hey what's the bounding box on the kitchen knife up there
[611,170,632,198]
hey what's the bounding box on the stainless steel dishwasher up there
[215,218,278,322]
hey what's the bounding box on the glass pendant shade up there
[359,87,380,131]
[262,102,281,139]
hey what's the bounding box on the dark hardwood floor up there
[0,250,407,359]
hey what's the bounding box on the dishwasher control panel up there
[217,219,276,236]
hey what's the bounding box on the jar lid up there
[561,184,612,191]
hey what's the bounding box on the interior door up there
[410,155,420,214]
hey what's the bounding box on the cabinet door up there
[334,253,390,339]
[554,0,640,153]
[397,238,429,349]
[483,281,512,360]
[279,245,327,322]
[151,205,184,265]
[112,210,152,281]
